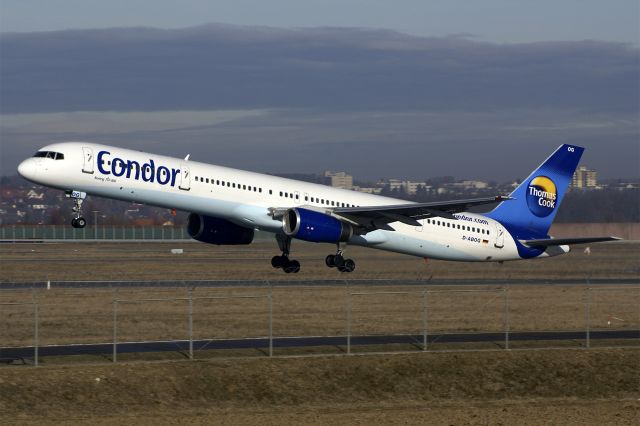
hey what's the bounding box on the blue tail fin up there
[487,144,584,237]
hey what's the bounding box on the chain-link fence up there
[0,225,275,241]
[1,283,638,365]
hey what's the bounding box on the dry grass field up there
[0,240,638,282]
[1,241,638,424]
[0,241,638,349]
[1,349,638,425]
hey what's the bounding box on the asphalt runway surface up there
[1,330,638,362]
[2,278,639,289]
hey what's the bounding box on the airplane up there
[17,142,618,273]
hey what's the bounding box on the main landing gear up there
[271,237,356,274]
[325,244,356,273]
[66,190,87,229]
[271,234,301,273]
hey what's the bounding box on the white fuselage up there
[18,142,540,262]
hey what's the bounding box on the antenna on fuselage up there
[184,154,190,161]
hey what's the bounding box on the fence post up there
[422,290,428,351]
[347,288,352,355]
[188,288,193,360]
[268,282,273,357]
[34,301,39,367]
[112,299,118,363]
[503,287,510,350]
[585,287,591,349]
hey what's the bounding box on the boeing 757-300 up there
[17,143,618,273]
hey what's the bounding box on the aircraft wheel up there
[271,255,285,268]
[71,218,78,228]
[284,259,300,274]
[325,254,336,268]
[76,217,87,228]
[333,254,345,267]
[290,260,301,273]
[343,259,355,273]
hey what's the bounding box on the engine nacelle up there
[187,213,254,245]
[283,208,352,243]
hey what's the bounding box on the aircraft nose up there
[17,158,37,181]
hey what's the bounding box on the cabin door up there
[179,164,191,191]
[82,147,94,174]
[494,223,505,248]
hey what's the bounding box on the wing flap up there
[521,237,621,247]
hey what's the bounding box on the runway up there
[1,329,638,361]
[1,278,639,289]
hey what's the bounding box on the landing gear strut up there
[66,190,87,229]
[325,244,355,273]
[271,234,300,273]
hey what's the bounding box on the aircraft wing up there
[520,237,621,247]
[332,195,511,231]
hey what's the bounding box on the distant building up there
[571,166,598,189]
[353,186,383,195]
[377,179,428,195]
[324,171,353,189]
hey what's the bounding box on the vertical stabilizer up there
[487,144,583,237]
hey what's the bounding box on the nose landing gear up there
[66,190,87,229]
[272,234,301,273]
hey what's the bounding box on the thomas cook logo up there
[526,176,557,217]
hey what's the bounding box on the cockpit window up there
[33,151,64,160]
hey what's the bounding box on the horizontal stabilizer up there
[520,237,621,247]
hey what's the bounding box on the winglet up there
[184,154,191,161]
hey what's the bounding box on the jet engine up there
[187,213,254,245]
[282,208,352,243]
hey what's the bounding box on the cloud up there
[1,24,637,114]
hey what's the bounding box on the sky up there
[0,1,638,181]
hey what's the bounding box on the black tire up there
[71,218,78,228]
[284,259,300,274]
[325,255,336,268]
[343,259,355,273]
[271,255,284,268]
[76,217,87,228]
[333,254,345,267]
